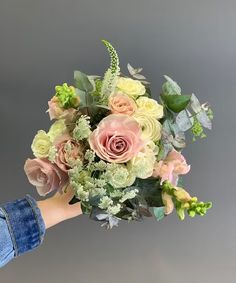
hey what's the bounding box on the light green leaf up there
[153,207,165,221]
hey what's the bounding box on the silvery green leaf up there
[196,110,212,129]
[162,75,181,95]
[169,121,182,136]
[176,110,194,131]
[140,80,150,85]
[133,73,146,80]
[96,213,110,221]
[172,135,186,149]
[135,67,143,73]
[127,63,136,75]
[98,214,120,229]
[190,93,201,113]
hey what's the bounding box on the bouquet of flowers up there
[24,40,213,228]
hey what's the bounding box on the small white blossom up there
[99,196,113,209]
[107,203,121,215]
[120,189,139,203]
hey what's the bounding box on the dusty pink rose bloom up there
[108,92,137,116]
[54,134,84,172]
[152,150,190,185]
[89,114,144,163]
[24,158,68,196]
[47,96,78,121]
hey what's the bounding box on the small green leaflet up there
[153,207,165,221]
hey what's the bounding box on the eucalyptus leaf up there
[190,93,202,113]
[176,110,194,131]
[127,63,143,75]
[161,94,191,113]
[196,110,212,130]
[162,75,181,95]
[153,207,165,221]
[133,73,146,80]
[172,136,186,149]
[74,70,94,93]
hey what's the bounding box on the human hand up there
[37,185,82,229]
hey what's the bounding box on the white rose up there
[133,112,162,141]
[116,77,146,98]
[31,130,52,158]
[136,97,163,119]
[48,119,68,142]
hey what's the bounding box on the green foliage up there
[135,178,164,207]
[162,75,181,95]
[74,70,94,93]
[191,117,207,141]
[161,94,191,113]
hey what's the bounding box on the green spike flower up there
[101,40,120,99]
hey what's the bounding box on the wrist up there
[37,197,68,229]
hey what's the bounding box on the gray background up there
[0,0,235,282]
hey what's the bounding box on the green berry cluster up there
[191,117,206,141]
[55,83,79,109]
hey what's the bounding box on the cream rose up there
[48,119,68,142]
[133,112,162,141]
[136,97,164,119]
[116,77,146,98]
[31,130,52,158]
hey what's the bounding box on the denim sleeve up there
[0,195,46,268]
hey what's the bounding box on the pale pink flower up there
[89,114,144,163]
[54,134,84,172]
[24,158,68,196]
[162,192,174,215]
[47,96,78,121]
[152,150,190,185]
[108,92,137,116]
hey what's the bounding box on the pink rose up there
[108,92,137,116]
[24,158,68,196]
[152,150,190,185]
[54,134,84,172]
[47,96,78,121]
[89,114,144,163]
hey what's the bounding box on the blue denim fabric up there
[0,195,46,268]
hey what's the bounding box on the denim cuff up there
[1,195,46,257]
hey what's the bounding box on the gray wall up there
[0,1,235,282]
